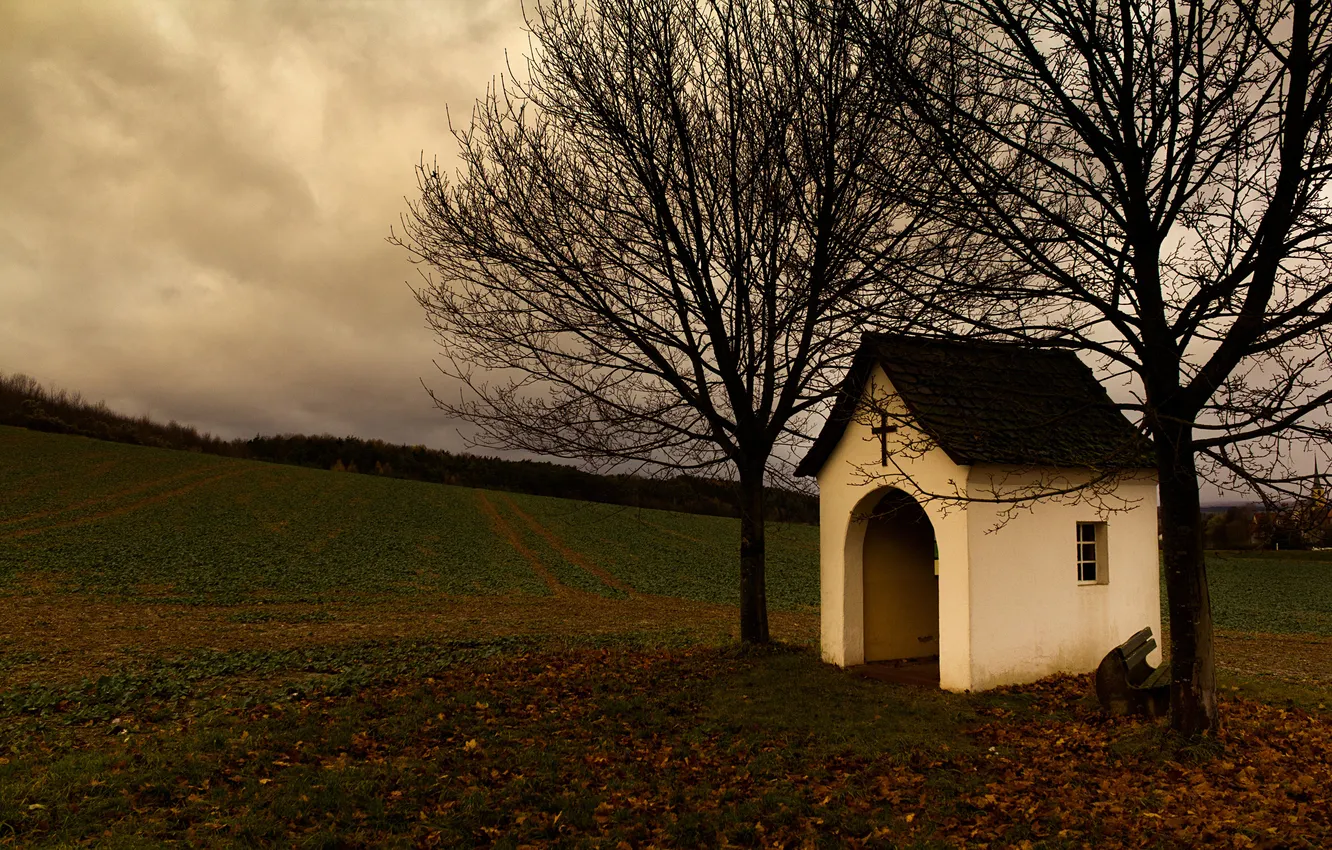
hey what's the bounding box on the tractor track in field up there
[0,464,220,529]
[474,491,565,597]
[499,494,639,599]
[2,468,251,541]
[0,460,122,510]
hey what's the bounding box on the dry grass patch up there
[0,587,818,687]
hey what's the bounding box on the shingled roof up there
[795,334,1154,477]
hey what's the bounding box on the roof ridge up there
[795,334,1154,476]
[862,331,1080,354]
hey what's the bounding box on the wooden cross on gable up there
[871,412,897,466]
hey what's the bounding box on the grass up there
[1202,550,1332,635]
[701,649,977,757]
[0,428,548,602]
[2,424,1331,846]
[0,425,819,607]
[508,492,821,610]
[1,638,1327,847]
[0,640,978,846]
[7,424,1329,636]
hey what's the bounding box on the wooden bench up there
[1094,627,1170,717]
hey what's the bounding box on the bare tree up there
[391,0,938,642]
[860,0,1332,732]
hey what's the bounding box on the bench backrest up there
[1116,627,1157,685]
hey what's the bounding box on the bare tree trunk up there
[1157,420,1218,735]
[738,467,770,644]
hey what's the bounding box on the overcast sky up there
[0,2,1287,503]
[1,0,527,450]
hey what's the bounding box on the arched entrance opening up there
[863,488,939,664]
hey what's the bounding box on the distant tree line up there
[1202,507,1263,551]
[1201,500,1332,552]
[0,373,233,453]
[0,372,818,524]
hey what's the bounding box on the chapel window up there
[1076,522,1108,584]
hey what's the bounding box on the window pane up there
[1076,522,1106,584]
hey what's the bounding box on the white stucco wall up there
[964,467,1161,690]
[815,365,1161,693]
[817,366,974,690]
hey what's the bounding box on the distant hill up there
[0,371,818,524]
[1201,502,1262,514]
[0,424,822,608]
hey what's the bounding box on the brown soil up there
[0,464,210,529]
[0,589,819,687]
[474,490,564,596]
[500,494,639,597]
[0,460,122,510]
[1157,623,1332,684]
[3,468,250,541]
[1215,629,1332,683]
[1,580,1324,691]
[852,657,941,686]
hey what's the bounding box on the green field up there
[6,424,1332,636]
[2,425,1330,847]
[1202,550,1332,635]
[0,425,820,608]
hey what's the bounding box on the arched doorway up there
[863,489,939,663]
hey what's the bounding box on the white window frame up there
[1076,521,1108,585]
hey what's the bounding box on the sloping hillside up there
[0,425,820,609]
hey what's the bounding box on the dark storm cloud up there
[0,0,523,448]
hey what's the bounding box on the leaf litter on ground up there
[1,641,1328,848]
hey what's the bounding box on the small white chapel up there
[795,334,1162,692]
